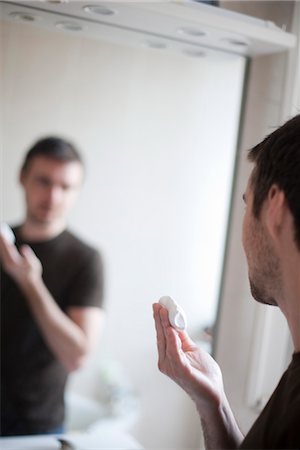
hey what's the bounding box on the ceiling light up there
[56,21,82,31]
[221,37,248,47]
[183,48,206,57]
[9,11,39,22]
[177,27,206,38]
[143,40,167,50]
[83,5,118,16]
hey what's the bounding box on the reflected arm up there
[0,236,104,372]
[21,275,104,372]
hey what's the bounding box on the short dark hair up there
[248,114,300,249]
[21,137,83,172]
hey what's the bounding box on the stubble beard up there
[247,223,282,308]
[249,278,278,306]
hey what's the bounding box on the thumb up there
[19,245,43,275]
[19,244,37,261]
[178,330,198,351]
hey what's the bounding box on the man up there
[153,114,300,449]
[0,137,104,436]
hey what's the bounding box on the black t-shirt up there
[240,352,300,449]
[0,227,104,435]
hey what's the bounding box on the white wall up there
[2,19,245,448]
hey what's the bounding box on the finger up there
[19,244,36,261]
[0,234,6,257]
[158,306,182,354]
[158,307,195,353]
[152,303,167,362]
[158,307,185,364]
[159,306,171,330]
[165,325,183,361]
[0,235,21,265]
[0,233,15,248]
[178,330,198,352]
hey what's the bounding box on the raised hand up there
[153,302,224,418]
[153,302,243,449]
[0,234,42,288]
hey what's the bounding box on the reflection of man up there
[0,137,104,436]
[153,115,300,449]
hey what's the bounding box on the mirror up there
[1,2,246,448]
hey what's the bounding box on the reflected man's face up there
[20,156,83,225]
[242,175,280,307]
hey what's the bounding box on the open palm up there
[153,303,225,416]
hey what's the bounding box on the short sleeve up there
[63,249,104,309]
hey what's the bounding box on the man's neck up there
[19,219,66,242]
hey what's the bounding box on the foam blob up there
[159,296,187,331]
[0,223,16,245]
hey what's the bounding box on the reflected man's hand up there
[0,234,42,289]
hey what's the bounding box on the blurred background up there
[1,1,299,448]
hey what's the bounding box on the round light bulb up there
[83,5,117,16]
[56,21,82,31]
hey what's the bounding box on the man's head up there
[248,114,300,249]
[21,137,83,173]
[20,137,84,226]
[242,114,300,307]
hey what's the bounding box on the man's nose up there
[47,186,63,204]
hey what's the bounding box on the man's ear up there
[265,184,286,240]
